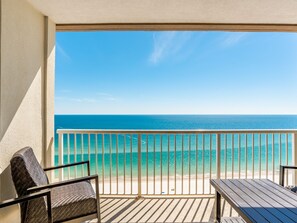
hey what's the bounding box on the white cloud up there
[55,96,97,103]
[55,92,117,104]
[221,32,249,47]
[97,93,117,101]
[149,31,193,64]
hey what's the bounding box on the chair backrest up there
[10,147,49,197]
[10,147,49,222]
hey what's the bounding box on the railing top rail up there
[57,129,297,134]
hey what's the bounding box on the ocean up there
[55,115,297,130]
[54,115,297,180]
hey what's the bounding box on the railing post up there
[217,134,221,180]
[58,132,64,181]
[292,133,297,185]
[137,134,142,198]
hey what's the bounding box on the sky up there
[55,31,297,114]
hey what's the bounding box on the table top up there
[210,179,297,223]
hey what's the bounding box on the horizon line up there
[54,113,297,116]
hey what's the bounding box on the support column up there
[43,17,56,171]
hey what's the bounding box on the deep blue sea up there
[55,115,297,131]
[54,115,297,177]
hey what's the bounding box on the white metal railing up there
[56,129,297,195]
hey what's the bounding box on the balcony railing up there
[56,129,297,196]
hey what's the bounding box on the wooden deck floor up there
[88,196,238,223]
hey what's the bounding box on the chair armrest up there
[279,165,297,186]
[0,190,52,223]
[28,174,98,193]
[280,165,297,170]
[44,161,90,176]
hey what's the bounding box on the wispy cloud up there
[97,93,117,101]
[56,93,117,104]
[221,33,249,47]
[56,42,71,61]
[55,96,97,103]
[149,31,193,64]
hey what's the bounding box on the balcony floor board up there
[86,196,239,223]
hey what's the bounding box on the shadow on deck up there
[87,196,238,223]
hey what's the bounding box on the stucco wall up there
[0,0,55,222]
[27,0,297,24]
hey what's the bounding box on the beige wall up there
[28,0,297,25]
[0,0,55,222]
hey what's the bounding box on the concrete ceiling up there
[27,0,297,25]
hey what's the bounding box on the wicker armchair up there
[10,147,101,223]
[0,190,52,223]
[280,165,297,192]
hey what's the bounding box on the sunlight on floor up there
[87,197,238,223]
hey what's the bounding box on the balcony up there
[89,196,238,222]
[55,129,296,222]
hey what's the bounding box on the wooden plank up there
[101,199,129,221]
[129,199,158,222]
[257,179,297,203]
[221,198,239,217]
[154,199,175,222]
[164,199,183,223]
[245,180,297,216]
[211,179,297,223]
[139,199,166,222]
[100,199,116,211]
[99,198,111,208]
[221,217,246,223]
[111,199,145,222]
[200,198,211,222]
[166,199,187,222]
[211,180,268,223]
[202,197,215,222]
[254,179,297,207]
[192,198,211,222]
[222,199,232,217]
[119,199,152,222]
[183,199,202,222]
[230,180,295,223]
[93,197,244,223]
[175,199,195,222]
[159,199,180,222]
[189,198,203,222]
[231,207,239,217]
[223,180,281,223]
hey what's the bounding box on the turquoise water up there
[55,115,297,130]
[55,115,297,178]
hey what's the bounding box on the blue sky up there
[55,31,297,114]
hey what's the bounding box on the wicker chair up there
[0,190,52,223]
[280,165,297,192]
[10,147,101,223]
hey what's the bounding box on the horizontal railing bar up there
[57,129,297,134]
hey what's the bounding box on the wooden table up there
[210,179,297,223]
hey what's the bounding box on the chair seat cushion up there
[285,185,297,193]
[51,181,97,222]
